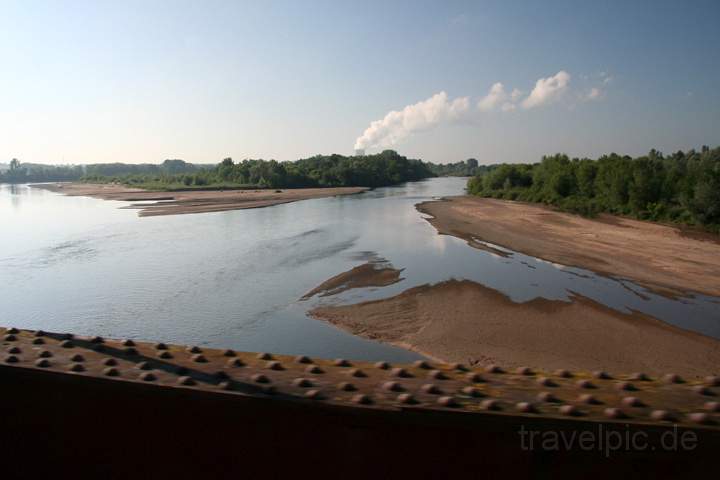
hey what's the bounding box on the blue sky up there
[1,0,718,165]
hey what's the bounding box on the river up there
[1,178,718,361]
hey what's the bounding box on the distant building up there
[354,149,365,156]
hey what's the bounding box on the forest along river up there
[1,178,719,362]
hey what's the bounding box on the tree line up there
[467,146,720,232]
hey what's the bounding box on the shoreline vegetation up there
[34,183,368,217]
[466,145,720,233]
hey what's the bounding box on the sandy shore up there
[301,261,403,300]
[417,196,720,297]
[35,183,368,217]
[310,279,720,377]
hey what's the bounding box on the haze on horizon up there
[1,0,719,166]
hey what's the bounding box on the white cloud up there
[354,92,470,151]
[521,70,571,109]
[477,82,507,112]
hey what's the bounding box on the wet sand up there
[301,261,403,300]
[35,183,368,217]
[417,196,720,297]
[310,279,720,377]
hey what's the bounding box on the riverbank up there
[34,183,368,217]
[309,279,720,377]
[417,196,720,297]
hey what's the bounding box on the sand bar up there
[310,279,720,378]
[35,183,368,217]
[417,196,720,297]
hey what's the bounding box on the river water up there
[1,178,718,361]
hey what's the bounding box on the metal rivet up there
[35,358,51,368]
[139,372,156,382]
[485,365,504,374]
[391,367,411,378]
[338,382,356,391]
[349,368,367,378]
[374,361,390,370]
[466,373,485,383]
[104,367,120,377]
[516,402,538,413]
[122,339,136,347]
[7,328,19,334]
[123,347,138,355]
[703,401,720,413]
[34,330,46,337]
[103,358,117,366]
[192,354,208,363]
[382,381,404,392]
[266,361,283,370]
[158,351,173,359]
[687,412,711,425]
[554,369,573,378]
[437,396,459,408]
[448,363,468,371]
[421,384,442,395]
[257,353,273,360]
[593,371,612,380]
[706,376,720,387]
[428,370,447,380]
[7,346,21,354]
[38,350,53,358]
[578,394,602,405]
[4,334,17,342]
[292,378,313,388]
[5,355,19,363]
[294,355,312,364]
[305,365,323,374]
[397,393,418,405]
[616,381,637,391]
[621,396,644,407]
[663,373,683,384]
[304,389,323,400]
[59,340,74,348]
[693,385,714,396]
[537,391,560,403]
[629,372,650,381]
[334,359,351,367]
[252,374,270,384]
[188,346,202,354]
[178,376,196,386]
[70,354,85,362]
[155,343,168,350]
[481,399,501,411]
[516,366,534,376]
[576,379,596,389]
[536,377,557,387]
[227,358,245,367]
[604,408,628,419]
[32,338,45,345]
[90,336,104,344]
[414,360,432,369]
[136,361,151,370]
[223,349,236,357]
[461,386,484,398]
[650,410,675,422]
[559,405,582,416]
[352,394,372,405]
